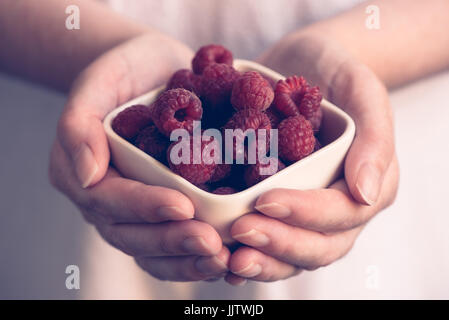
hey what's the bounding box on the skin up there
[1,0,448,285]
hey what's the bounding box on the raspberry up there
[299,86,322,119]
[135,125,170,163]
[223,108,271,163]
[265,106,283,129]
[167,69,202,96]
[274,76,322,130]
[244,157,286,187]
[167,135,218,185]
[212,186,237,195]
[278,115,315,162]
[201,63,240,110]
[209,163,232,182]
[152,89,203,137]
[192,44,233,75]
[231,71,274,111]
[112,104,152,141]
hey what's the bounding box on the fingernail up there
[356,163,382,206]
[195,256,228,275]
[182,236,213,255]
[73,143,98,188]
[255,202,291,218]
[157,206,190,220]
[234,263,262,278]
[232,229,270,247]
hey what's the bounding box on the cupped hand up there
[49,34,229,282]
[225,33,399,285]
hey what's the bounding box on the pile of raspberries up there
[112,44,323,194]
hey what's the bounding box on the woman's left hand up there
[225,33,399,285]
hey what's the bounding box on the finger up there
[255,183,369,233]
[255,155,399,233]
[49,140,194,224]
[135,247,230,282]
[228,246,301,282]
[231,213,363,269]
[96,219,223,258]
[331,64,395,205]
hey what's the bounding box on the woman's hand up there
[225,33,399,285]
[49,34,230,282]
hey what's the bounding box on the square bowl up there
[103,59,355,244]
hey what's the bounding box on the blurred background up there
[1,66,448,299]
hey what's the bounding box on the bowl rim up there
[103,59,355,199]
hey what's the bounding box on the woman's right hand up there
[49,34,230,281]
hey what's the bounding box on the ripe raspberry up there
[152,89,203,137]
[244,157,286,187]
[192,44,233,75]
[223,108,271,163]
[167,135,218,185]
[265,106,283,129]
[209,163,232,183]
[274,76,322,130]
[299,86,322,119]
[201,63,240,110]
[212,186,237,195]
[135,125,170,162]
[167,69,202,96]
[231,71,274,111]
[278,115,315,162]
[112,104,152,141]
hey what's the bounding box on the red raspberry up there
[299,86,322,119]
[135,125,170,163]
[212,186,237,195]
[274,76,322,130]
[112,104,152,141]
[223,108,271,163]
[167,135,218,185]
[231,71,274,111]
[167,69,202,96]
[192,44,233,75]
[152,89,203,137]
[278,115,315,162]
[201,63,240,109]
[244,157,286,187]
[265,106,283,129]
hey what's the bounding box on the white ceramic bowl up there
[103,59,355,244]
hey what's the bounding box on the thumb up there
[57,107,110,188]
[338,71,395,206]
